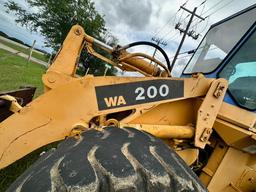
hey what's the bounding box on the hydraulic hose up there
[119,41,172,72]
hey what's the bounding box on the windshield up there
[183,7,256,74]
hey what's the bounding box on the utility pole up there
[151,37,167,63]
[171,6,205,66]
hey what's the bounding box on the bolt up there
[220,85,225,90]
[200,136,208,142]
[192,73,200,78]
[248,177,254,183]
[74,28,82,35]
[48,77,56,83]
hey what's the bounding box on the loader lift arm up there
[43,25,171,91]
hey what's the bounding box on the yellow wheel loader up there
[0,4,256,192]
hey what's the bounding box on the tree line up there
[5,0,117,75]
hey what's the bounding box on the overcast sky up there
[0,0,255,75]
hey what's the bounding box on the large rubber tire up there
[7,127,207,192]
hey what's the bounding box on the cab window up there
[218,29,256,110]
[183,7,256,74]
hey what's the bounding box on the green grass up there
[0,49,46,96]
[0,49,60,191]
[0,38,49,62]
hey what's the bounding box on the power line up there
[189,15,209,34]
[152,0,235,44]
[152,0,209,58]
[155,11,189,41]
[182,0,190,7]
[169,45,219,62]
[158,28,178,41]
[175,0,207,40]
[197,0,207,8]
[176,0,192,24]
[152,0,191,38]
[192,1,206,31]
[167,13,190,41]
[174,2,208,40]
[169,49,195,59]
[202,0,226,15]
[152,12,178,38]
[151,37,167,47]
[153,7,184,39]
[152,0,193,43]
[171,6,206,66]
[198,16,210,33]
[188,0,235,39]
[161,1,209,45]
[205,0,235,17]
[150,37,167,64]
[165,31,180,42]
